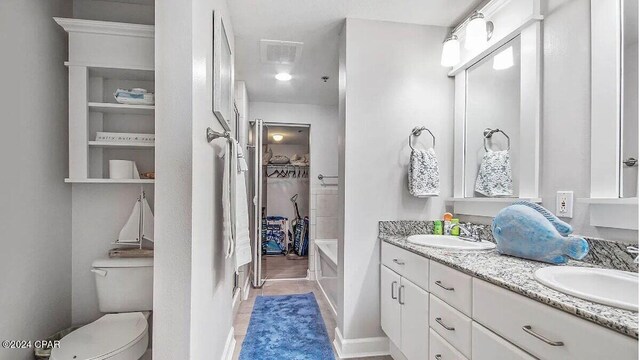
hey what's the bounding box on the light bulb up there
[272,134,284,142]
[493,46,514,70]
[275,73,292,81]
[465,12,487,51]
[441,35,460,67]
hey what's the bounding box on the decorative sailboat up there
[116,188,154,249]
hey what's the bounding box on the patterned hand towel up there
[475,150,513,197]
[408,148,440,197]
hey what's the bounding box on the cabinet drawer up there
[381,242,430,291]
[429,294,472,358]
[473,279,638,360]
[472,322,535,360]
[430,329,468,360]
[429,261,472,316]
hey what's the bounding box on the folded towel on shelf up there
[113,88,155,105]
[269,155,290,164]
[475,150,513,197]
[408,148,440,197]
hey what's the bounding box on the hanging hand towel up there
[408,148,440,197]
[475,150,513,197]
[234,142,252,272]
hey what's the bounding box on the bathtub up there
[315,239,338,316]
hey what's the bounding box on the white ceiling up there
[266,125,310,145]
[229,0,483,106]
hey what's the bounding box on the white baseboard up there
[307,268,316,281]
[388,339,407,360]
[232,288,242,318]
[332,327,390,359]
[221,327,236,360]
[242,274,251,301]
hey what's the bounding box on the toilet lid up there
[52,312,147,360]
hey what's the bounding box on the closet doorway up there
[250,121,311,286]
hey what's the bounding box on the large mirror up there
[465,36,521,198]
[621,0,638,198]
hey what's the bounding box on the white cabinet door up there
[381,265,402,347]
[400,278,429,360]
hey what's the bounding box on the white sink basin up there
[534,267,639,311]
[406,234,496,250]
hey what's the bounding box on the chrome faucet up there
[627,246,639,264]
[446,223,481,242]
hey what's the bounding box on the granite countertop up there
[381,234,639,339]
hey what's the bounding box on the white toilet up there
[51,257,153,360]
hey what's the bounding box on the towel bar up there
[206,127,231,143]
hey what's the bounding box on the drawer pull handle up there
[393,258,405,265]
[435,280,454,291]
[398,285,405,305]
[435,355,442,360]
[522,325,564,346]
[435,317,455,331]
[391,281,398,300]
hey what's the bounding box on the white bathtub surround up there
[310,186,339,280]
[315,239,338,317]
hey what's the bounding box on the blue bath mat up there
[239,293,335,360]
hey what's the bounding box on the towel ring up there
[483,128,510,151]
[409,126,436,150]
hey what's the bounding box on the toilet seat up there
[50,312,148,360]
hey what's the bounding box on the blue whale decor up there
[492,201,589,264]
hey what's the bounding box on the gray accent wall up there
[0,1,73,359]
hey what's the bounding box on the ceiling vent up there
[260,39,304,65]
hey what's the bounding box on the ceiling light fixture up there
[272,134,284,142]
[441,35,460,67]
[275,72,292,81]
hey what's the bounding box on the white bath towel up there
[474,150,513,197]
[408,148,440,197]
[222,140,253,272]
[222,140,235,259]
[233,142,252,272]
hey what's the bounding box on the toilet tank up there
[92,257,153,313]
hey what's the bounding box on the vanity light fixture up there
[465,11,487,50]
[493,46,514,70]
[275,72,292,81]
[272,134,284,142]
[441,35,461,67]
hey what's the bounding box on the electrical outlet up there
[556,191,574,218]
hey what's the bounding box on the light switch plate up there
[556,191,574,218]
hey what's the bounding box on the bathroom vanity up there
[379,231,638,360]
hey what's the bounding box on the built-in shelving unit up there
[65,178,155,184]
[88,102,155,115]
[55,17,155,184]
[88,141,155,149]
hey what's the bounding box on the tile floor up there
[264,255,308,279]
[232,279,392,360]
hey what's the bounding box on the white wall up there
[541,0,638,243]
[249,102,339,188]
[190,0,238,358]
[339,18,454,341]
[154,0,193,358]
[0,1,73,359]
[73,0,154,25]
